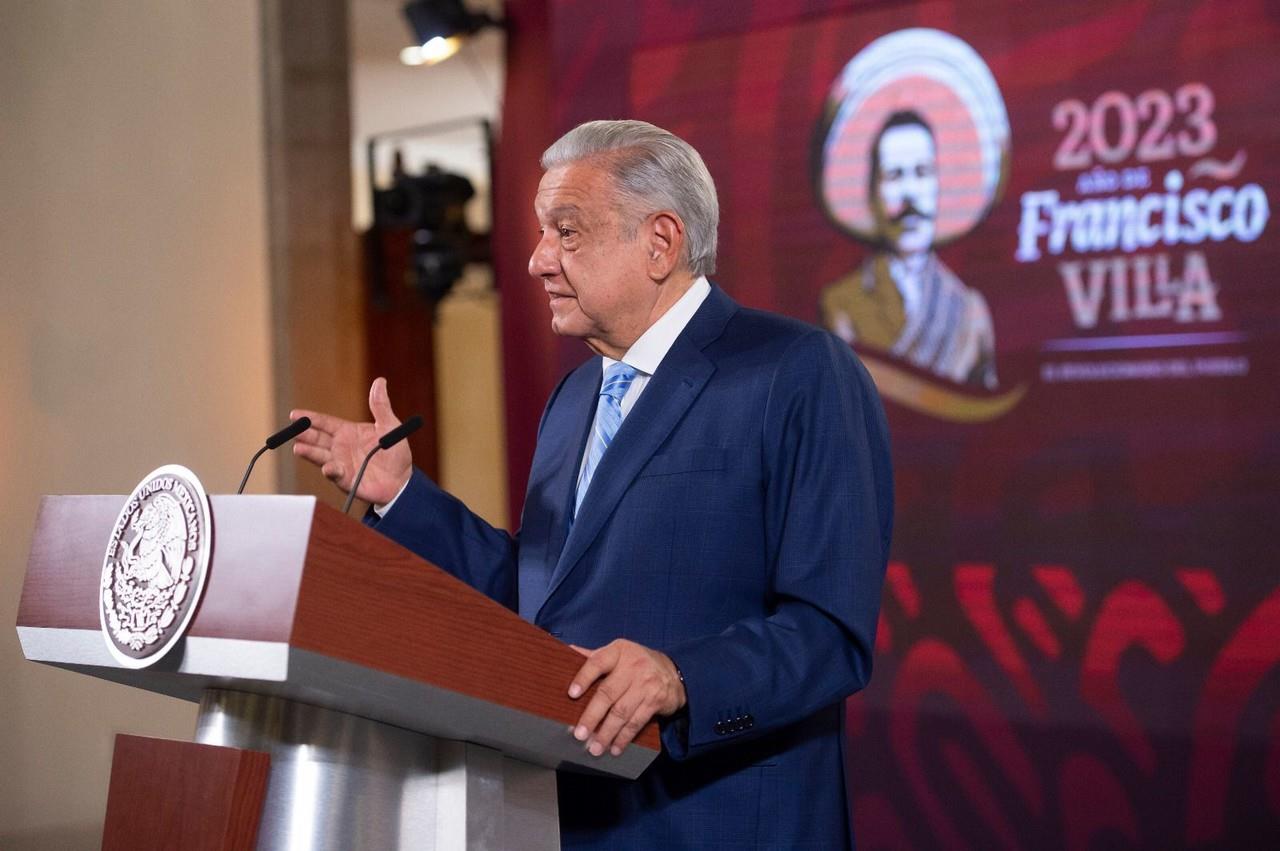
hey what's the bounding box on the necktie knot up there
[601,363,638,403]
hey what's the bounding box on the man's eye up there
[559,227,576,238]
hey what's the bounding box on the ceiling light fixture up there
[400,0,502,67]
[399,36,462,66]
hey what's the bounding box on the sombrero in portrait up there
[818,28,1011,246]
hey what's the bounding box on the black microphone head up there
[378,415,424,450]
[265,416,312,450]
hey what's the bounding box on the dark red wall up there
[496,2,1280,845]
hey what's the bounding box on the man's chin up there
[549,314,582,338]
[892,226,935,255]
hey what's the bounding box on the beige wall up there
[0,2,274,848]
[434,267,508,528]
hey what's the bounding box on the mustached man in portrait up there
[817,29,1010,392]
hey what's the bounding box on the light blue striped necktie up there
[574,362,639,517]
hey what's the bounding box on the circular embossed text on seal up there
[99,464,213,668]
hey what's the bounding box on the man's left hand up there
[567,639,686,757]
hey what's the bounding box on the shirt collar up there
[602,276,712,377]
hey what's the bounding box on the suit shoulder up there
[733,305,817,339]
[726,307,867,378]
[722,306,827,353]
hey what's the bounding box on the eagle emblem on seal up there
[100,465,212,668]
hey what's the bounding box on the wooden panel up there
[17,495,120,630]
[101,735,269,851]
[18,495,312,642]
[186,496,311,640]
[291,502,662,751]
[20,493,659,758]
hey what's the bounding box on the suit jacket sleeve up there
[661,330,893,760]
[370,468,518,610]
[365,369,578,612]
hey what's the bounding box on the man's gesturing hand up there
[290,377,412,508]
[568,639,687,757]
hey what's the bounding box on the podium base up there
[194,689,559,850]
[101,734,270,851]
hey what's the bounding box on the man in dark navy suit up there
[294,120,893,849]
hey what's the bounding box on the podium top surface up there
[17,493,659,779]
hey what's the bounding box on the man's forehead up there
[534,161,616,214]
[538,202,586,222]
[879,124,935,156]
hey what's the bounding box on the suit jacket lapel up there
[537,286,738,618]
[517,363,599,621]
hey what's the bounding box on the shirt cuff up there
[372,475,412,518]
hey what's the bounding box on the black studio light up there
[373,154,484,307]
[400,0,502,66]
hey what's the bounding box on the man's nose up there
[898,182,928,212]
[528,233,559,278]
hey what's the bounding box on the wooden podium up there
[16,494,660,850]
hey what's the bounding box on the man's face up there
[529,161,654,356]
[873,123,939,255]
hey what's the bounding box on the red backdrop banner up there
[497,1,1280,845]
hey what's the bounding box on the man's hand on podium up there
[567,639,688,758]
[291,377,413,508]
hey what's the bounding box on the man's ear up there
[645,211,685,280]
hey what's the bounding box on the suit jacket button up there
[714,722,727,735]
[745,715,754,728]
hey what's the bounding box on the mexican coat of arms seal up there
[100,464,213,668]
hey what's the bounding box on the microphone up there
[236,417,312,495]
[342,415,423,514]
[265,417,313,450]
